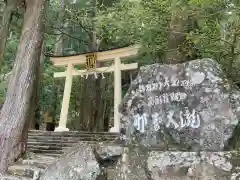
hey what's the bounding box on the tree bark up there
[29,42,45,130]
[227,30,237,79]
[0,0,45,172]
[0,0,17,68]
[78,0,109,132]
[165,2,200,64]
[165,8,187,64]
[49,2,66,130]
[79,0,96,131]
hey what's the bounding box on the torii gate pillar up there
[51,45,140,132]
[54,63,73,132]
[111,57,122,132]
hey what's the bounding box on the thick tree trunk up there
[27,75,38,130]
[166,2,200,64]
[93,78,106,131]
[0,0,45,172]
[227,30,237,78]
[103,74,114,131]
[165,5,188,64]
[50,82,58,130]
[0,0,17,68]
[46,32,64,131]
[54,0,66,55]
[88,0,99,132]
[78,0,108,132]
[29,42,45,130]
[49,6,66,130]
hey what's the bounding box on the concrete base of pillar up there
[54,126,69,132]
[109,127,119,132]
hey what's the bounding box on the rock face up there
[148,151,240,180]
[95,143,123,160]
[108,147,149,180]
[114,58,240,179]
[39,142,101,180]
[119,58,239,151]
[95,143,123,167]
[110,149,240,180]
[230,89,240,121]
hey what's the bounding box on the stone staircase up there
[27,130,119,157]
[3,130,120,179]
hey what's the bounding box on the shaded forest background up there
[0,0,239,132]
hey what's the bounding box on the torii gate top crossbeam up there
[51,45,140,67]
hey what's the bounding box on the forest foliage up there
[0,0,239,130]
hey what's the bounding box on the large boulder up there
[230,88,240,121]
[39,142,101,180]
[109,147,151,180]
[111,150,240,180]
[147,151,240,180]
[119,58,239,151]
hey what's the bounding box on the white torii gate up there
[51,45,140,132]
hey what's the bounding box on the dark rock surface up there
[94,143,123,167]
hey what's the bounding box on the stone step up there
[7,165,43,178]
[27,141,101,147]
[28,133,119,138]
[33,153,61,157]
[26,142,169,153]
[27,145,64,151]
[27,140,98,144]
[0,174,32,180]
[27,154,57,161]
[26,141,103,154]
[28,131,118,136]
[27,141,112,146]
[27,148,64,154]
[28,130,119,136]
[27,147,64,153]
[28,134,117,138]
[28,136,116,141]
[27,139,79,144]
[22,159,55,169]
[27,141,74,146]
[28,135,118,139]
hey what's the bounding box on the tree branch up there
[64,8,92,38]
[48,25,89,44]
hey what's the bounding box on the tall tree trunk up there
[54,0,67,55]
[0,0,17,68]
[165,8,187,64]
[165,2,200,64]
[103,74,114,131]
[0,0,45,172]
[227,30,237,79]
[51,81,58,127]
[78,0,107,132]
[79,0,97,131]
[29,42,45,130]
[50,3,66,130]
[90,0,101,131]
